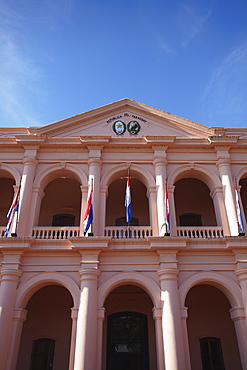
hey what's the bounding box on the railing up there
[32,227,80,239]
[104,226,152,239]
[176,226,224,238]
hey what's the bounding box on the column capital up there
[79,268,101,281]
[88,157,102,167]
[157,268,179,281]
[216,158,231,168]
[153,157,167,167]
[23,156,38,167]
[235,268,247,281]
[0,269,22,282]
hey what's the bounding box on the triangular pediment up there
[28,99,215,140]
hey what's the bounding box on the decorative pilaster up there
[97,307,106,370]
[152,307,165,370]
[229,307,247,369]
[0,255,23,370]
[6,308,28,370]
[68,308,78,370]
[18,150,38,236]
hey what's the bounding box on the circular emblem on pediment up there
[112,120,126,135]
[127,120,140,135]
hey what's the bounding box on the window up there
[180,213,202,226]
[115,217,139,226]
[30,338,55,370]
[107,312,149,370]
[52,214,75,226]
[200,337,225,370]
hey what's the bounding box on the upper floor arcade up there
[0,99,247,240]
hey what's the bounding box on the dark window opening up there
[200,337,225,370]
[52,214,75,227]
[107,311,150,370]
[116,217,139,226]
[30,338,55,370]
[180,213,202,226]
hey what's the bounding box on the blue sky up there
[0,0,247,129]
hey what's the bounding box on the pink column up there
[99,187,107,237]
[0,266,22,369]
[18,156,38,236]
[168,185,176,236]
[88,155,102,236]
[153,155,167,236]
[216,156,238,236]
[210,186,230,236]
[26,185,45,235]
[148,185,158,236]
[230,307,247,369]
[6,308,28,370]
[68,308,78,370]
[152,307,165,370]
[158,267,186,370]
[74,267,100,370]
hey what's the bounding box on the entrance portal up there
[106,311,149,370]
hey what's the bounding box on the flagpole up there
[11,179,22,237]
[125,166,132,238]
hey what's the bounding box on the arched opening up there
[185,284,242,370]
[103,285,157,370]
[16,285,73,370]
[174,178,217,226]
[0,174,15,227]
[106,177,150,226]
[38,178,81,226]
[240,177,247,226]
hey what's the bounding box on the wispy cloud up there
[178,3,212,48]
[0,31,44,127]
[200,42,247,127]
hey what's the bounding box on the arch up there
[98,272,160,308]
[0,163,21,185]
[34,163,88,189]
[235,167,247,183]
[168,164,221,192]
[15,272,80,309]
[101,163,155,189]
[179,271,243,308]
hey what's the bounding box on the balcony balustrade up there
[32,226,80,239]
[176,226,224,238]
[0,225,225,239]
[104,226,153,239]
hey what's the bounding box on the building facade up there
[0,99,247,370]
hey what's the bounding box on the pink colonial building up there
[1,99,247,370]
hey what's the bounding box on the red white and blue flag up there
[83,180,93,236]
[4,186,20,237]
[234,177,244,233]
[165,183,170,233]
[125,171,132,224]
